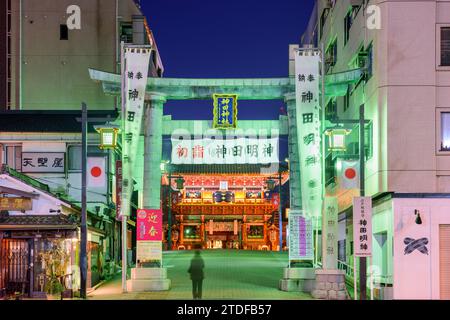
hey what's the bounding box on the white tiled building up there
[303,0,450,299]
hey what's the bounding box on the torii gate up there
[89,68,362,213]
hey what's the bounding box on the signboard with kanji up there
[115,160,122,221]
[353,196,372,257]
[213,94,238,129]
[136,208,163,262]
[137,209,162,241]
[288,209,314,261]
[21,152,65,173]
[0,197,32,211]
[171,138,278,164]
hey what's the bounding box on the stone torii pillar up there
[285,92,302,210]
[127,93,171,292]
[143,94,166,209]
[279,92,316,294]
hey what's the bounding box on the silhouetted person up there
[188,249,204,299]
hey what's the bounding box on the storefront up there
[0,168,81,298]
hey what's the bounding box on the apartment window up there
[325,98,337,120]
[343,85,351,112]
[320,8,330,39]
[325,39,338,73]
[2,145,22,171]
[325,153,337,187]
[68,145,105,171]
[441,113,450,151]
[344,11,352,45]
[60,24,69,40]
[366,44,373,80]
[120,23,133,43]
[441,27,450,66]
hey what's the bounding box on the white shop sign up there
[21,152,65,173]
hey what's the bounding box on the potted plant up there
[40,243,69,300]
[44,270,64,300]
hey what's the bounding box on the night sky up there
[141,0,314,120]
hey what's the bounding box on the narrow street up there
[88,250,312,300]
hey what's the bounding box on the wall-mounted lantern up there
[324,127,351,151]
[94,124,120,149]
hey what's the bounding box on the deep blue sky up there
[141,0,314,120]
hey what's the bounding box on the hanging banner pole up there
[120,42,152,292]
[294,46,323,265]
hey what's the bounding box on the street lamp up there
[94,124,120,149]
[324,127,351,151]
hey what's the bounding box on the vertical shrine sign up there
[120,46,151,218]
[323,196,338,269]
[213,94,238,129]
[294,49,323,224]
[136,209,163,262]
[288,209,314,262]
[115,160,122,221]
[353,197,372,257]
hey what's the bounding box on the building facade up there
[1,0,163,111]
[0,0,163,298]
[303,0,450,299]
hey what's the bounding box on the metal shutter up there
[440,225,450,299]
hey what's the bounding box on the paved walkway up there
[88,250,312,300]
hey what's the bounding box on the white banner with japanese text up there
[171,138,279,164]
[294,50,323,222]
[353,196,372,257]
[120,46,151,217]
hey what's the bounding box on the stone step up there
[126,279,171,292]
[130,268,167,280]
[283,267,316,280]
[279,279,315,293]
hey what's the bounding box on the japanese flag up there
[339,160,359,190]
[87,157,106,188]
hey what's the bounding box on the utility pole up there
[77,103,117,298]
[80,102,88,299]
[359,104,367,300]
